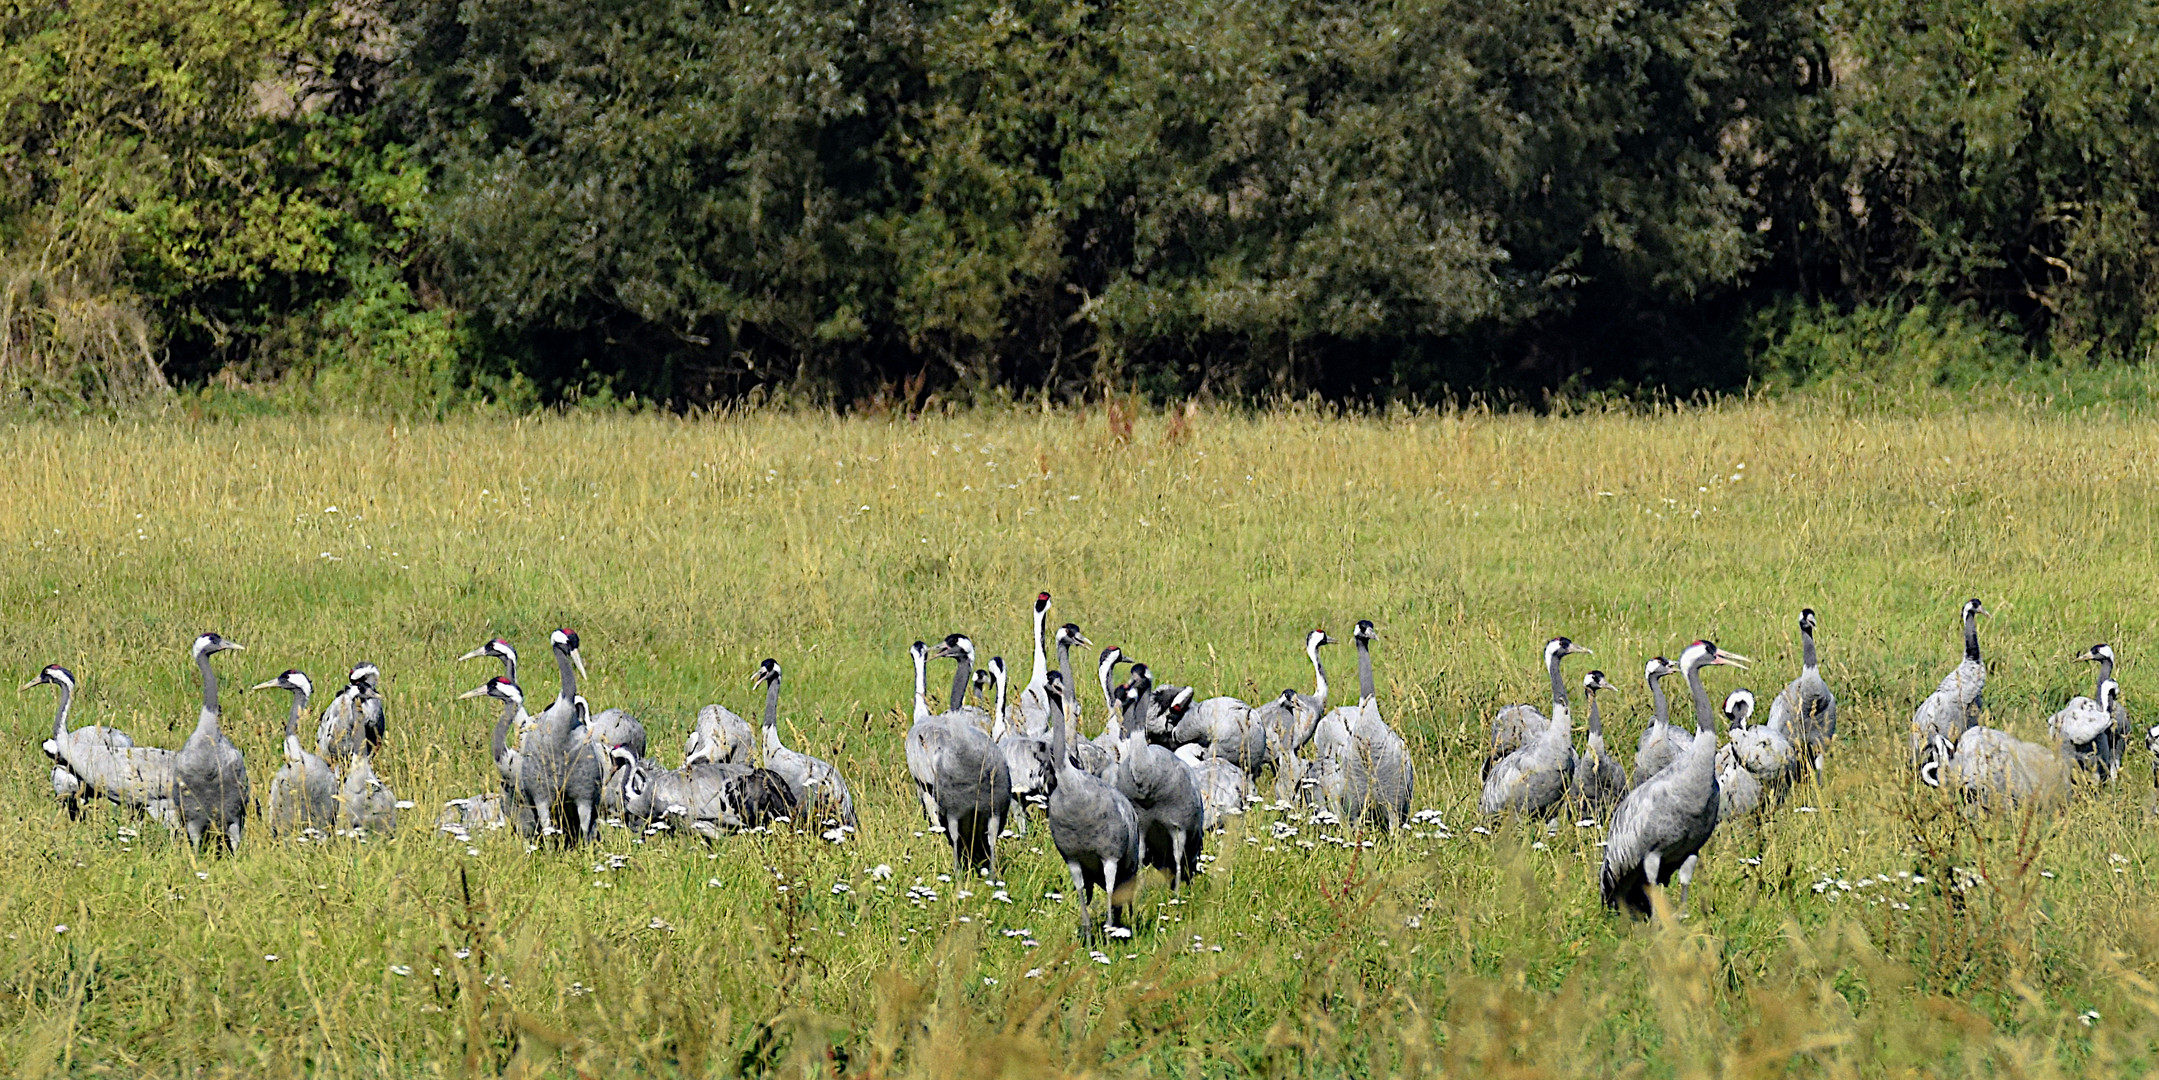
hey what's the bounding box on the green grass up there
[4,400,2159,1077]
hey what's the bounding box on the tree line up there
[5,0,2157,411]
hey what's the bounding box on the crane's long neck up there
[1057,639,1081,724]
[50,680,73,743]
[502,654,518,683]
[555,648,579,709]
[911,650,930,720]
[1124,673,1151,735]
[1356,636,1375,704]
[1048,691,1071,778]
[1547,649,1570,711]
[1587,688,1603,739]
[947,652,972,712]
[1800,625,1819,672]
[284,690,309,761]
[2096,655,2115,698]
[762,675,783,756]
[1029,607,1049,690]
[992,667,1009,736]
[1684,660,1716,737]
[1310,646,1329,708]
[1099,662,1119,723]
[491,698,518,770]
[195,650,222,734]
[1963,611,1982,665]
[1649,672,1670,730]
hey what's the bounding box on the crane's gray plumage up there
[1486,637,1591,778]
[257,670,339,837]
[1602,640,1748,917]
[1174,743,1252,830]
[2050,677,2118,779]
[685,702,755,767]
[175,632,250,850]
[315,662,385,761]
[615,749,796,834]
[1043,672,1140,940]
[1724,688,1798,798]
[1480,681,1577,820]
[1112,669,1206,886]
[1632,656,1685,786]
[1254,630,1337,759]
[1910,598,1989,766]
[459,674,540,835]
[751,658,859,831]
[1767,608,1837,772]
[1324,622,1414,830]
[521,629,603,843]
[1176,692,1268,777]
[988,656,1055,831]
[1571,671,1627,819]
[28,664,179,826]
[1922,726,2067,811]
[908,636,1012,875]
[338,746,398,835]
[1715,689,1777,820]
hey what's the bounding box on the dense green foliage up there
[8,0,2159,408]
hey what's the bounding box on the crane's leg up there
[576,796,596,843]
[227,821,244,851]
[947,817,966,878]
[1641,850,1663,916]
[186,816,206,849]
[1068,862,1093,941]
[1169,829,1188,889]
[1101,858,1122,936]
[533,799,556,840]
[1675,854,1699,918]
[986,809,1004,880]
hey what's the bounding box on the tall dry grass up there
[2,401,2159,1076]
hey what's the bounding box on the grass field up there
[5,399,2159,1077]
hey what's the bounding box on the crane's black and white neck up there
[1056,623,1090,723]
[1027,592,1052,695]
[1546,637,1591,712]
[1723,688,1755,731]
[910,641,932,722]
[550,628,585,709]
[1961,599,1988,664]
[1584,670,1613,739]
[192,632,244,724]
[1353,620,1377,706]
[1680,640,1748,734]
[934,634,977,711]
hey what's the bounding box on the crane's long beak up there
[1074,633,1092,647]
[249,679,284,692]
[1568,644,1594,656]
[457,684,493,700]
[1714,649,1751,669]
[224,642,246,652]
[571,648,587,680]
[457,646,489,662]
[19,677,41,690]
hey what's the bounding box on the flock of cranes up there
[22,593,2144,938]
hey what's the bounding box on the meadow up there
[4,398,2159,1077]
